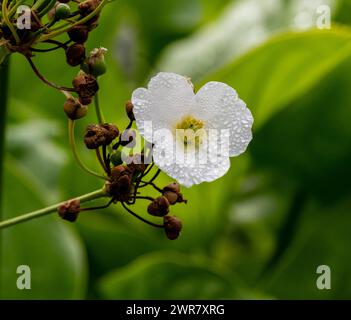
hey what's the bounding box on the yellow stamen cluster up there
[175,115,205,147]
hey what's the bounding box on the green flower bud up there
[83,47,107,77]
[55,3,71,20]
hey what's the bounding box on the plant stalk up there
[0,59,9,225]
[0,189,107,230]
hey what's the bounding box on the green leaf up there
[98,251,248,299]
[249,42,351,201]
[259,198,351,299]
[207,28,351,130]
[0,161,88,299]
[158,0,338,82]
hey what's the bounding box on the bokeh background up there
[1,0,351,299]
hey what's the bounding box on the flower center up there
[175,115,205,148]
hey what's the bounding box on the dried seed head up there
[125,100,135,121]
[164,215,182,240]
[83,123,119,149]
[101,123,119,143]
[106,165,133,200]
[72,71,99,105]
[110,165,128,180]
[57,199,80,222]
[147,196,170,217]
[68,25,89,44]
[66,43,86,67]
[63,97,87,120]
[84,124,105,149]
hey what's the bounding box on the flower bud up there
[72,71,99,105]
[163,191,178,205]
[63,97,87,120]
[66,43,85,67]
[147,196,170,217]
[55,3,71,20]
[164,215,182,240]
[79,0,100,15]
[101,123,119,144]
[83,123,119,149]
[125,100,135,121]
[84,124,104,149]
[162,182,186,205]
[106,165,133,200]
[58,199,80,222]
[163,182,180,194]
[83,47,107,77]
[68,25,89,44]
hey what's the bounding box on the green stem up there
[38,0,108,42]
[2,0,20,44]
[94,92,105,124]
[0,59,9,220]
[68,119,107,180]
[0,56,9,297]
[0,189,107,230]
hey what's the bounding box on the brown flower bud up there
[66,43,86,67]
[63,97,87,120]
[68,25,89,44]
[83,123,118,149]
[147,196,170,217]
[72,71,99,105]
[120,129,136,147]
[84,124,105,149]
[57,199,80,222]
[164,215,182,240]
[106,166,133,201]
[125,100,135,121]
[101,123,119,144]
[163,182,180,194]
[162,182,186,205]
[79,0,100,15]
[110,165,128,180]
[163,191,178,205]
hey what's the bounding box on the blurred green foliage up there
[1,0,351,299]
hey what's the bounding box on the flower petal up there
[194,81,253,156]
[152,137,231,188]
[132,72,195,138]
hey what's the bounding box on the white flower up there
[132,72,253,187]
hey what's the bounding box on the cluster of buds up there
[1,0,107,115]
[60,101,186,240]
[1,0,189,241]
